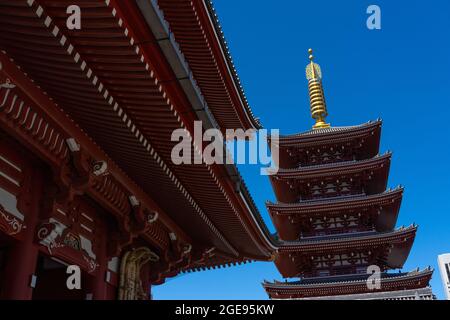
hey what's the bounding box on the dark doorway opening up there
[0,234,13,298]
[32,255,93,300]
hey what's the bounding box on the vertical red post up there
[1,169,43,300]
[89,224,109,300]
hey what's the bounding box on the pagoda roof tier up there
[270,120,382,169]
[267,188,403,241]
[263,268,433,299]
[274,226,416,278]
[269,153,391,203]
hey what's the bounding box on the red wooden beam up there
[0,50,191,245]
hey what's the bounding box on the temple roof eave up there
[275,225,417,251]
[270,120,382,146]
[0,0,274,269]
[262,267,433,290]
[267,188,403,239]
[266,187,403,214]
[269,154,391,203]
[270,153,391,179]
[154,0,262,130]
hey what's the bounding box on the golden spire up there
[305,48,330,129]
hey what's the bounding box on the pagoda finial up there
[305,49,330,129]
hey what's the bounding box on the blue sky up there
[154,0,450,299]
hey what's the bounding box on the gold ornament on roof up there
[305,49,330,129]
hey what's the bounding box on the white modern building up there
[437,253,450,300]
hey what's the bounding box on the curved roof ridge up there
[263,267,433,288]
[204,0,262,128]
[275,119,382,140]
[277,225,417,246]
[266,187,403,208]
[273,152,390,175]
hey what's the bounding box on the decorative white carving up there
[83,255,99,273]
[0,187,24,220]
[0,207,25,235]
[37,219,67,254]
[80,234,96,260]
[0,78,16,89]
[92,161,107,176]
[147,210,158,223]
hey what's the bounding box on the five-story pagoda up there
[262,50,434,300]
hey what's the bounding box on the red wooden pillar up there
[1,170,43,300]
[89,224,109,300]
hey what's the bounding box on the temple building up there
[262,50,435,300]
[0,0,276,300]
